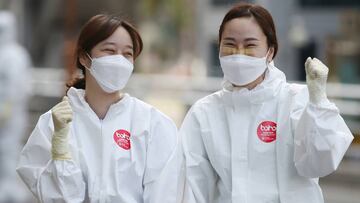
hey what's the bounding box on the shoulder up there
[151,107,177,132]
[282,83,309,111]
[32,110,54,140]
[288,83,309,102]
[182,90,225,128]
[128,96,153,112]
[129,96,177,130]
[280,82,308,99]
[38,110,53,127]
[130,98,178,147]
[288,83,308,95]
[191,90,224,113]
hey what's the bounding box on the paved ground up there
[320,157,360,203]
[321,181,360,203]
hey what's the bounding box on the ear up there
[267,47,275,63]
[79,51,90,68]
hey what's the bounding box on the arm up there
[16,104,85,202]
[143,110,178,203]
[179,106,218,203]
[292,58,354,178]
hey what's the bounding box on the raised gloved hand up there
[305,57,329,105]
[51,96,73,160]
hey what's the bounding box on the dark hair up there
[218,3,278,59]
[67,14,143,89]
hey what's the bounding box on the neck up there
[84,78,122,120]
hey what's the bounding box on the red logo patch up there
[113,129,131,150]
[257,121,277,143]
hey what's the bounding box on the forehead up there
[222,17,266,41]
[98,26,133,48]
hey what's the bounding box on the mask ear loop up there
[265,49,271,62]
[86,52,93,61]
[264,49,272,78]
[266,47,275,64]
[83,52,93,71]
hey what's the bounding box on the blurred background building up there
[0,0,359,202]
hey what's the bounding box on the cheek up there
[94,53,108,58]
[127,57,134,64]
[90,48,107,58]
[89,49,98,57]
[220,47,237,56]
[254,46,270,58]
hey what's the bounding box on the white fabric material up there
[0,11,16,44]
[179,64,353,203]
[17,87,178,203]
[219,53,268,86]
[87,54,134,93]
[0,11,31,202]
[247,94,279,203]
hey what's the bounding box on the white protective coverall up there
[179,64,353,203]
[0,11,31,201]
[17,87,178,203]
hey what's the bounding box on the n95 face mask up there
[86,54,134,93]
[219,52,269,86]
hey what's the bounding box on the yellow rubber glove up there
[305,57,329,105]
[51,96,73,160]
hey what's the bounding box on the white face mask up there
[85,53,134,93]
[219,51,269,86]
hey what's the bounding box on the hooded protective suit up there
[0,11,31,202]
[17,87,178,203]
[179,64,353,203]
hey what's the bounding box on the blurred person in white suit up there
[0,10,31,202]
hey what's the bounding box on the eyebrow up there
[124,44,133,50]
[101,42,116,46]
[222,37,236,42]
[222,37,259,43]
[244,37,259,42]
[101,42,133,50]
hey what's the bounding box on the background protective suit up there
[0,11,31,202]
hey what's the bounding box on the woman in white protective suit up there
[17,14,178,203]
[178,3,353,203]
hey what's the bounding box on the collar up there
[221,63,286,107]
[67,87,130,115]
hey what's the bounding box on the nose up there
[114,50,123,55]
[236,48,247,55]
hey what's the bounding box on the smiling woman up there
[178,3,353,203]
[69,14,143,90]
[218,4,278,58]
[218,4,277,89]
[17,14,179,203]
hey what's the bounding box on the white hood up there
[66,87,131,117]
[222,62,286,105]
[0,11,16,45]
